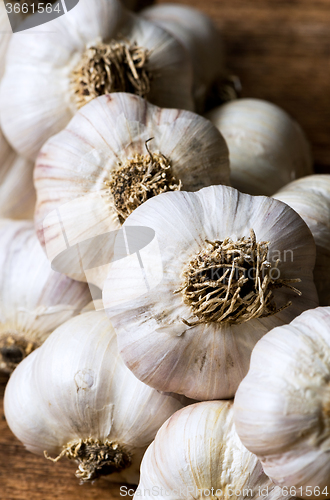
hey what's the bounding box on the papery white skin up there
[0,219,92,373]
[141,3,224,111]
[0,129,35,219]
[234,306,330,500]
[0,0,194,161]
[273,175,330,306]
[103,185,318,400]
[4,310,185,484]
[136,401,295,500]
[207,99,313,196]
[34,92,229,289]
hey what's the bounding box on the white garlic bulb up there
[207,99,313,196]
[0,129,35,219]
[4,310,185,484]
[141,3,224,112]
[0,0,194,161]
[136,400,295,500]
[34,92,229,290]
[273,175,330,306]
[234,306,330,500]
[103,184,318,400]
[0,219,92,373]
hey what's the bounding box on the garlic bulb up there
[234,306,330,500]
[4,310,185,484]
[207,99,313,196]
[0,129,35,219]
[0,219,92,373]
[141,3,224,112]
[103,184,318,400]
[136,401,295,500]
[273,175,330,306]
[34,92,229,289]
[0,0,194,161]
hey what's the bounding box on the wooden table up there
[1,0,330,498]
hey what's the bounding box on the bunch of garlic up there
[34,92,229,289]
[141,3,225,112]
[103,184,318,400]
[4,310,185,484]
[0,219,92,373]
[136,400,295,500]
[207,99,313,196]
[273,175,330,305]
[0,0,194,161]
[234,306,330,500]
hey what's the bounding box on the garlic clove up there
[135,400,295,500]
[103,185,318,400]
[207,99,313,196]
[234,306,330,500]
[273,175,330,306]
[34,92,229,289]
[4,310,185,484]
[0,219,92,373]
[0,0,194,161]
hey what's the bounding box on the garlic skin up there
[0,219,92,373]
[141,3,224,112]
[234,306,330,500]
[103,185,318,400]
[0,129,35,219]
[4,310,184,484]
[207,99,313,196]
[136,401,295,500]
[0,0,194,161]
[34,92,229,290]
[273,175,330,306]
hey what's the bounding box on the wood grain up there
[1,0,330,498]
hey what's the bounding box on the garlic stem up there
[71,40,151,109]
[105,140,181,223]
[45,438,131,482]
[176,229,302,325]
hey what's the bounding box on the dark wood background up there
[1,0,330,498]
